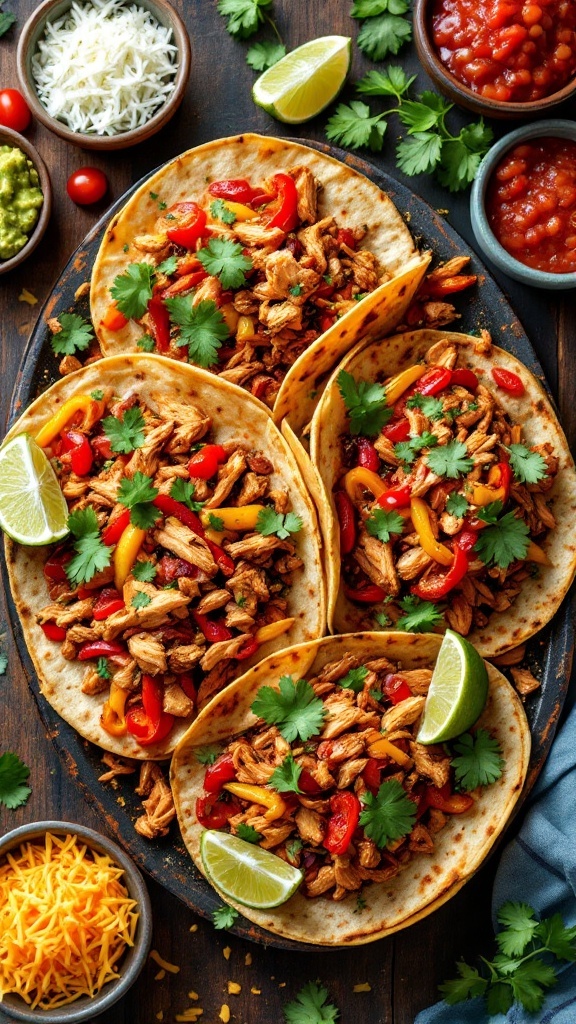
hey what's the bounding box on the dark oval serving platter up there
[3,141,573,951]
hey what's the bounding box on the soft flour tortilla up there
[310,329,576,658]
[89,133,430,431]
[171,632,530,946]
[4,354,326,759]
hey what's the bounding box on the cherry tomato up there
[66,167,108,205]
[491,367,525,397]
[0,89,31,132]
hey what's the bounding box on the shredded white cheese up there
[31,0,179,136]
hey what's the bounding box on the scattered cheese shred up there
[223,946,231,961]
[31,0,178,137]
[0,832,138,1010]
[251,987,261,995]
[188,990,199,1000]
[149,950,180,974]
[219,1004,231,1023]
[189,924,198,933]
[18,289,38,305]
[156,1012,164,1021]
[353,983,372,993]
[154,969,166,981]
[175,1009,203,1022]
[245,953,252,966]
[228,981,241,995]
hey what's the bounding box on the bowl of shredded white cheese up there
[16,0,191,149]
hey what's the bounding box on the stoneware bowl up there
[16,0,191,150]
[413,0,576,119]
[0,125,52,275]
[470,119,576,290]
[0,820,153,1023]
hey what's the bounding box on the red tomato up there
[491,367,525,397]
[0,89,31,132]
[67,167,108,205]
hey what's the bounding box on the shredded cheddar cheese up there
[0,832,138,1010]
[149,949,180,974]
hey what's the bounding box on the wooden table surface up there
[1,3,575,1022]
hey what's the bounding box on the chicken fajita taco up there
[309,329,576,658]
[89,133,430,432]
[3,355,325,759]
[171,632,530,945]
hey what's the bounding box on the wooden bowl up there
[413,0,576,119]
[16,0,191,151]
[0,125,52,275]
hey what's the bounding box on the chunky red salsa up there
[486,138,576,274]
[431,0,576,102]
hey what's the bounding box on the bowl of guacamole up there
[0,126,51,274]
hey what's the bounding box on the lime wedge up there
[252,35,351,124]
[201,830,303,909]
[416,630,489,745]
[0,434,69,546]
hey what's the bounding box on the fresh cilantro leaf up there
[102,406,146,454]
[406,393,444,420]
[137,335,156,352]
[394,431,438,467]
[396,132,443,177]
[131,591,152,610]
[97,657,111,680]
[357,66,415,98]
[326,101,387,153]
[396,595,444,633]
[110,263,155,319]
[208,513,225,531]
[426,440,473,479]
[210,198,237,224]
[0,650,7,674]
[439,962,488,1004]
[251,675,326,743]
[0,8,16,36]
[0,752,31,809]
[118,472,160,530]
[339,665,368,693]
[374,611,391,627]
[365,508,404,543]
[236,822,262,843]
[255,508,302,540]
[476,499,504,525]
[157,255,178,275]
[167,297,229,368]
[369,688,384,701]
[169,478,205,511]
[510,959,558,1013]
[236,596,246,608]
[398,92,451,133]
[359,779,416,848]
[337,370,391,436]
[351,0,388,14]
[354,292,369,301]
[212,904,239,930]
[535,914,576,962]
[66,508,112,585]
[485,982,514,1016]
[451,730,504,792]
[132,560,157,583]
[123,243,130,253]
[496,903,539,957]
[283,981,339,1024]
[507,444,547,485]
[474,511,530,569]
[50,313,94,356]
[197,238,253,289]
[195,744,223,765]
[289,283,303,296]
[90,389,104,401]
[246,40,286,70]
[437,122,494,192]
[216,0,272,38]
[446,492,469,517]
[357,12,412,60]
[355,895,368,913]
[149,191,158,201]
[286,838,303,860]
[269,754,303,794]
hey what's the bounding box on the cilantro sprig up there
[269,754,303,794]
[426,440,473,479]
[396,595,444,633]
[450,730,505,791]
[212,904,239,930]
[0,3,16,37]
[166,297,229,368]
[339,665,369,693]
[236,823,262,844]
[474,510,530,569]
[217,0,272,38]
[102,406,146,454]
[65,508,112,585]
[406,393,444,420]
[210,199,237,224]
[195,745,223,766]
[440,902,576,1015]
[446,492,469,518]
[110,263,155,320]
[283,981,340,1024]
[507,444,547,485]
[132,560,157,583]
[365,508,404,543]
[197,238,253,289]
[170,478,205,511]
[256,508,302,540]
[251,675,326,742]
[117,472,160,530]
[50,313,94,357]
[246,39,286,69]
[359,779,416,848]
[337,370,392,436]
[355,0,412,61]
[0,752,31,809]
[394,431,438,469]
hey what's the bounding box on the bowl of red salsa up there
[470,120,576,288]
[414,0,576,117]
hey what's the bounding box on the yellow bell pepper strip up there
[236,315,258,343]
[410,497,454,566]
[367,737,413,768]
[224,783,287,822]
[219,302,240,334]
[35,395,98,448]
[101,681,128,736]
[383,364,427,406]
[200,505,265,532]
[470,462,512,507]
[114,524,146,590]
[526,540,550,565]
[219,200,259,221]
[254,617,295,644]
[343,467,387,504]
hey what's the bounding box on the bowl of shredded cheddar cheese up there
[0,821,152,1021]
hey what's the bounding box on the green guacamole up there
[0,145,44,260]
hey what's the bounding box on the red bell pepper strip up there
[265,173,299,233]
[323,792,361,855]
[410,541,469,601]
[153,494,204,534]
[425,783,474,814]
[192,610,233,644]
[334,490,356,555]
[179,673,197,703]
[41,622,67,642]
[491,461,513,500]
[44,552,71,582]
[92,434,113,461]
[147,296,171,353]
[376,484,412,510]
[161,270,208,297]
[208,179,255,204]
[383,674,412,704]
[356,437,380,471]
[60,431,93,476]
[78,640,127,661]
[336,228,357,250]
[319,312,337,333]
[206,539,235,576]
[362,758,386,795]
[195,794,241,829]
[491,367,525,397]
[298,769,322,795]
[125,675,175,747]
[457,527,480,553]
[450,367,479,390]
[382,418,411,443]
[188,444,227,480]
[204,752,237,794]
[92,588,125,621]
[421,274,477,298]
[234,636,259,661]
[103,509,131,546]
[344,582,387,603]
[166,202,207,249]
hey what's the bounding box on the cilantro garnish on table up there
[451,730,504,791]
[169,478,205,511]
[236,823,262,844]
[354,0,412,60]
[507,443,547,485]
[102,406,146,454]
[247,40,286,70]
[396,595,444,633]
[0,3,16,37]
[440,902,576,1015]
[132,560,157,583]
[217,0,273,38]
[197,238,253,289]
[195,745,223,766]
[474,510,530,569]
[283,981,340,1024]
[117,472,160,530]
[65,508,112,586]
[269,754,303,794]
[166,297,229,368]
[110,263,155,320]
[50,313,94,357]
[210,199,237,224]
[359,779,416,848]
[366,508,404,543]
[256,508,302,540]
[212,904,239,930]
[337,370,392,436]
[446,492,469,518]
[426,440,473,479]
[251,675,326,742]
[339,665,369,693]
[0,752,31,809]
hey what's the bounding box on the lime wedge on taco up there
[201,830,303,909]
[417,630,489,744]
[0,434,69,545]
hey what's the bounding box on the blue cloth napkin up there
[415,699,576,1024]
